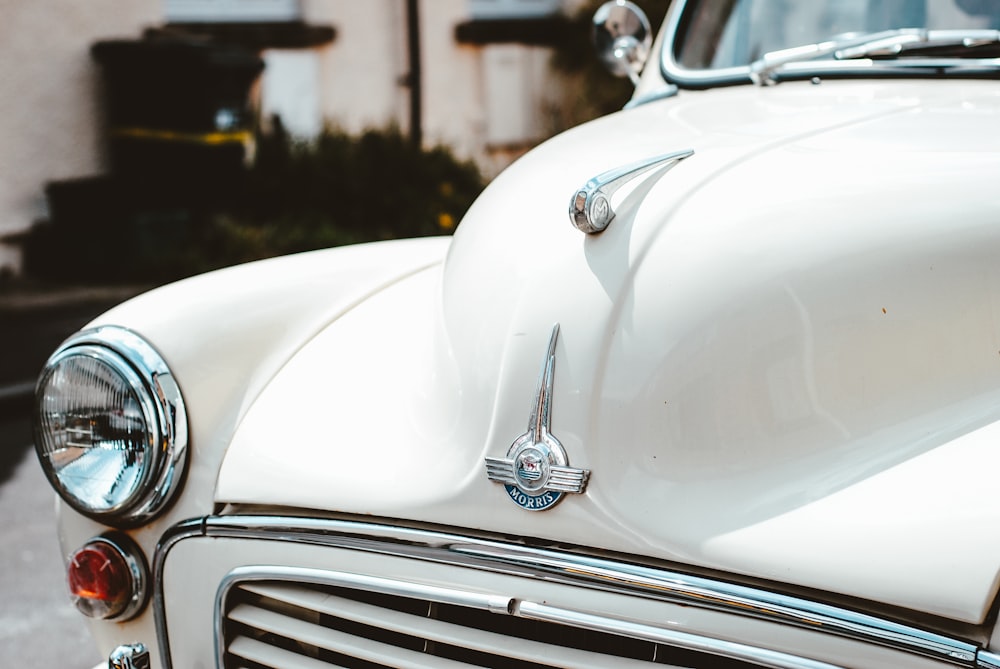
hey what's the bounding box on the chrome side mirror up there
[593,0,652,86]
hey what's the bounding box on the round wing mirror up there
[593,0,652,86]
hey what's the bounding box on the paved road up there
[0,287,143,667]
[0,414,101,667]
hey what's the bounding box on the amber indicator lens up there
[67,540,134,619]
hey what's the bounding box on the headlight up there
[34,326,188,525]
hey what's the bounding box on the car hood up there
[217,80,1000,624]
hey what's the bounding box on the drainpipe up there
[405,0,423,148]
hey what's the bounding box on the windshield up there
[675,0,1000,70]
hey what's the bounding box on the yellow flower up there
[438,213,455,231]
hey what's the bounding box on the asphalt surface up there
[0,285,145,484]
[0,284,145,667]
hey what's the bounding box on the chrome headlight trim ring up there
[34,325,189,525]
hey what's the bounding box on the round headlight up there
[34,326,187,524]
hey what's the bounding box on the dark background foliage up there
[23,126,485,284]
[195,124,485,268]
[548,0,672,130]
[20,0,671,286]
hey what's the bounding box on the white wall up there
[0,0,162,275]
[300,0,571,176]
[419,0,487,163]
[302,0,411,136]
[260,50,323,138]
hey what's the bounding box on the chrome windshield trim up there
[657,0,1000,88]
[664,52,1000,88]
[153,514,983,668]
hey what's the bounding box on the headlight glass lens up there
[36,347,157,516]
[34,326,187,524]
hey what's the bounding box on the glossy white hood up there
[216,80,1000,624]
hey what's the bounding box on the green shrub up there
[23,126,486,284]
[202,125,485,267]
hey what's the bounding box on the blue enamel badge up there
[485,324,590,511]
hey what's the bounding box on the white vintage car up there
[32,1,1000,667]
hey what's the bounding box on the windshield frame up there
[658,0,1000,88]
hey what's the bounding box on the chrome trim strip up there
[152,517,205,669]
[518,601,844,669]
[226,565,517,613]
[455,543,979,664]
[152,515,982,668]
[212,564,843,669]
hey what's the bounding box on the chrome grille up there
[221,578,766,669]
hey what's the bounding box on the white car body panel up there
[66,238,450,666]
[215,80,1000,623]
[86,235,450,520]
[36,3,1000,667]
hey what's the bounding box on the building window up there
[468,0,562,20]
[456,0,572,45]
[165,0,302,23]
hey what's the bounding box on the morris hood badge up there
[486,324,590,511]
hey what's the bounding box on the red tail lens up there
[66,536,146,620]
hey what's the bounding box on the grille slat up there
[230,603,479,668]
[222,576,767,669]
[237,582,664,669]
[229,635,351,669]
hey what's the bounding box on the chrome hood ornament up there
[486,324,590,510]
[569,149,694,234]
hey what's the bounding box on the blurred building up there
[0,0,586,277]
[0,0,161,276]
[280,0,582,170]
